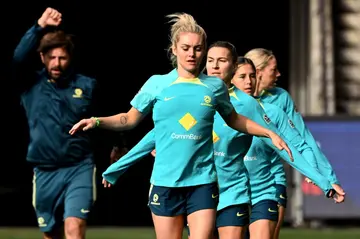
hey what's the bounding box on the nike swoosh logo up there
[237,212,245,217]
[81,209,90,213]
[164,97,175,101]
[268,208,277,213]
[212,194,219,198]
[280,194,286,199]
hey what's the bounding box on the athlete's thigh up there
[149,185,186,239]
[152,213,184,239]
[33,168,65,233]
[249,200,278,239]
[249,219,276,239]
[187,209,216,239]
[186,183,218,239]
[63,162,96,221]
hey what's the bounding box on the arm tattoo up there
[120,115,128,125]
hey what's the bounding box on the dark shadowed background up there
[0,0,290,227]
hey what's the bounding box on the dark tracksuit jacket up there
[13,23,97,168]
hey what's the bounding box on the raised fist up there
[38,8,62,28]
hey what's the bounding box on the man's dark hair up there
[38,30,74,56]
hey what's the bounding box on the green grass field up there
[0,227,360,239]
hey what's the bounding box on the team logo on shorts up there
[288,119,295,128]
[37,217,47,227]
[151,193,160,206]
[263,114,271,124]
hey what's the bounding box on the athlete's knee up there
[217,226,245,239]
[64,217,86,239]
[152,214,184,239]
[187,209,216,239]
